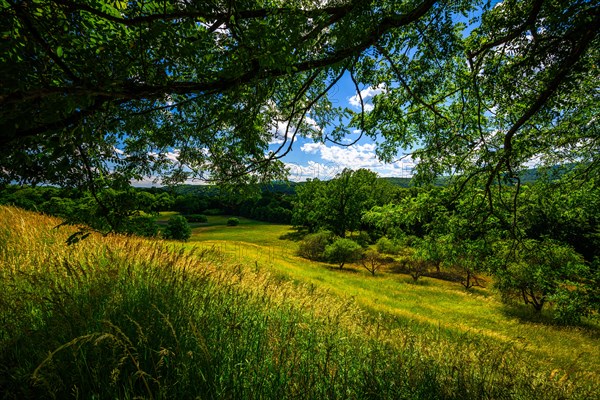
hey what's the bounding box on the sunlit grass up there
[190,217,600,376]
[1,206,598,399]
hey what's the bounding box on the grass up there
[188,214,600,376]
[1,207,599,399]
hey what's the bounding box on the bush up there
[227,217,240,226]
[185,214,208,223]
[298,231,333,261]
[376,236,401,255]
[162,215,192,241]
[324,238,363,269]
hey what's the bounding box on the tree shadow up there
[325,265,360,273]
[500,304,600,337]
[279,227,308,242]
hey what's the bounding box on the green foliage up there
[493,239,589,316]
[323,238,363,269]
[293,169,393,237]
[122,215,159,237]
[204,208,224,216]
[162,215,192,241]
[376,236,402,255]
[297,231,333,261]
[226,217,240,226]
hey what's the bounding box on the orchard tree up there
[361,249,387,276]
[493,239,589,319]
[324,238,363,269]
[1,0,598,226]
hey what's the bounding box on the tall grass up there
[1,206,598,399]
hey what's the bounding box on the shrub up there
[376,236,401,255]
[298,231,333,261]
[162,215,192,241]
[324,238,363,269]
[226,217,240,226]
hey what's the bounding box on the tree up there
[293,169,391,237]
[493,239,589,314]
[162,215,192,241]
[324,238,363,269]
[1,0,597,221]
[291,178,328,233]
[361,249,387,276]
[297,230,333,261]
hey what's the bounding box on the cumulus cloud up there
[348,84,386,112]
[296,142,415,180]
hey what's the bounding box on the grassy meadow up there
[1,206,599,399]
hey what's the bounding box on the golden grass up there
[1,206,599,398]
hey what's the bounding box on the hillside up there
[1,206,598,399]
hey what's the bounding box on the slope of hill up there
[1,206,598,399]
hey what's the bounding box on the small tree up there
[162,215,192,241]
[361,249,387,276]
[494,239,588,314]
[407,258,430,282]
[324,238,363,269]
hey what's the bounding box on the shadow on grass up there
[279,227,309,242]
[324,265,360,273]
[500,303,600,336]
[386,262,464,283]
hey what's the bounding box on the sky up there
[267,75,416,182]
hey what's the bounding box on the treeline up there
[291,168,600,325]
[0,183,296,235]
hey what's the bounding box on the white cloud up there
[269,116,322,145]
[348,84,386,112]
[165,150,180,163]
[297,142,415,180]
[269,120,290,144]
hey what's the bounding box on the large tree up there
[293,168,391,236]
[1,0,598,200]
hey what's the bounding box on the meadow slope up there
[1,207,598,399]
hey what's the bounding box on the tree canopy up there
[1,0,598,196]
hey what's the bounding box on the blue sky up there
[268,74,416,182]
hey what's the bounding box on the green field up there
[185,214,600,376]
[1,207,599,399]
